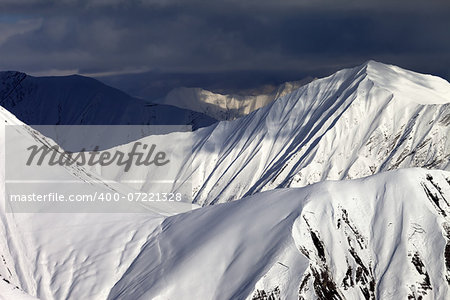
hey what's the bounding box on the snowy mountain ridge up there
[156,61,450,122]
[362,60,450,104]
[90,61,450,205]
[0,71,217,130]
[107,168,450,300]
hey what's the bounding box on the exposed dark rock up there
[342,265,354,289]
[426,174,449,206]
[299,246,310,259]
[341,209,366,250]
[421,182,446,217]
[311,266,343,300]
[298,272,311,296]
[410,251,432,296]
[252,286,281,300]
[443,223,450,285]
[310,231,326,262]
[303,216,326,261]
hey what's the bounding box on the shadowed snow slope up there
[107,168,450,300]
[94,61,450,205]
[0,71,216,130]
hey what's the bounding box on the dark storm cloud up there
[0,0,449,84]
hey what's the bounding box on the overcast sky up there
[0,0,449,95]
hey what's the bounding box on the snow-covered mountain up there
[108,168,450,300]
[1,125,449,300]
[92,61,450,205]
[0,61,449,300]
[0,71,216,130]
[155,78,313,120]
[0,105,195,299]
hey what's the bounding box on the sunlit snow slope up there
[2,117,449,300]
[93,61,450,205]
[108,168,450,300]
[156,78,312,120]
[0,106,194,299]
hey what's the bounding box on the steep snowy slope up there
[92,61,450,205]
[156,78,313,120]
[0,280,38,300]
[2,121,449,300]
[0,71,216,130]
[0,106,194,299]
[107,168,450,300]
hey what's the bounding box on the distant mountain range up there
[0,71,217,129]
[154,77,314,120]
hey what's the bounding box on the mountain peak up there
[357,60,450,105]
[145,60,449,205]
